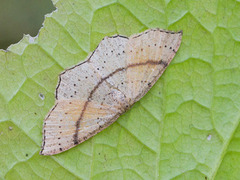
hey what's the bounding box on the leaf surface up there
[0,0,240,179]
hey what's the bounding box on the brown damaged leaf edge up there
[40,28,183,155]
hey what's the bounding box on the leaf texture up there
[0,0,240,179]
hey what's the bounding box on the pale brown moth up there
[40,28,182,155]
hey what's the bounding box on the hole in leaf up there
[0,0,55,49]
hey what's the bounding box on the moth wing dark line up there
[40,28,182,155]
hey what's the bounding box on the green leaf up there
[0,0,240,179]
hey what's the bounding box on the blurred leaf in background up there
[0,0,55,49]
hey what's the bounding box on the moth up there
[40,28,182,155]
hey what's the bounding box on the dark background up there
[0,0,55,49]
